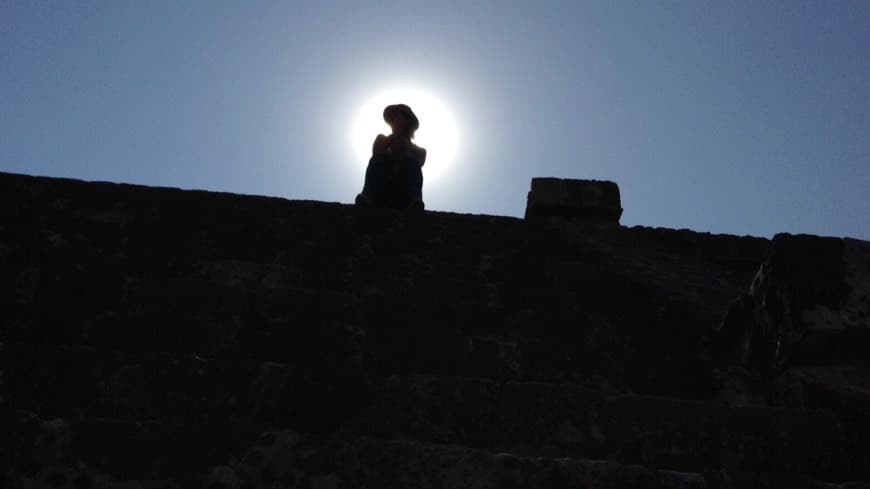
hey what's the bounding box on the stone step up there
[236,434,864,489]
[1,410,251,482]
[4,414,865,489]
[360,376,863,482]
[5,343,865,481]
[6,280,714,395]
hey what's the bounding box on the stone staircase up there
[2,172,868,488]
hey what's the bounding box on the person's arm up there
[372,134,390,156]
[412,146,427,167]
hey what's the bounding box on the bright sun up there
[352,86,459,183]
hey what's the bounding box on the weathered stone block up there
[524,177,623,224]
[719,233,870,371]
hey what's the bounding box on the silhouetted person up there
[355,104,426,211]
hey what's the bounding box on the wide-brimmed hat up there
[383,104,419,131]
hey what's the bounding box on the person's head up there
[383,104,419,139]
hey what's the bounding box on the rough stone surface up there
[718,233,870,372]
[524,177,623,224]
[1,171,868,488]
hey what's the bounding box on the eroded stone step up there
[5,415,863,489]
[6,278,717,396]
[3,342,366,434]
[5,343,864,481]
[1,410,251,482]
[282,436,864,489]
[362,375,862,482]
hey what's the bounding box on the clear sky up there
[2,1,868,239]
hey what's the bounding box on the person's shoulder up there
[372,134,390,154]
[411,143,427,165]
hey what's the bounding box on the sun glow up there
[351,86,459,183]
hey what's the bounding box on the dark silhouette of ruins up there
[2,171,869,488]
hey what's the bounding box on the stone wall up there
[2,172,868,488]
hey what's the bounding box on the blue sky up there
[2,1,868,239]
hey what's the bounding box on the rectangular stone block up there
[525,177,623,224]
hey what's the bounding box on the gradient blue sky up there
[2,1,868,239]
